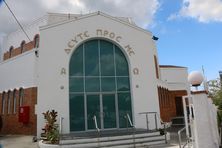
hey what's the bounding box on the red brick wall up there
[0,87,37,135]
[3,52,10,60]
[158,86,187,122]
[3,41,35,61]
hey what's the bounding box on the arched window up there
[9,46,14,58]
[21,41,26,53]
[1,92,5,114]
[69,39,132,131]
[34,34,40,48]
[7,91,11,114]
[13,89,17,114]
[19,88,24,107]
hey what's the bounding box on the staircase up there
[171,116,185,126]
[59,129,167,148]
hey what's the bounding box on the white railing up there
[93,115,100,147]
[126,114,133,127]
[59,117,64,134]
[93,115,100,133]
[178,125,192,148]
[139,112,168,144]
[125,113,136,148]
[59,117,64,143]
[139,112,158,130]
[178,126,186,148]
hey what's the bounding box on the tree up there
[208,78,222,126]
[208,78,222,108]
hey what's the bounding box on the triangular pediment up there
[40,11,151,36]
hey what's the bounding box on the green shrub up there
[43,110,59,144]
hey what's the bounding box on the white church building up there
[0,12,190,138]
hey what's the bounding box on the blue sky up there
[150,0,222,80]
[0,0,221,80]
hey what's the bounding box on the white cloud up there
[167,13,179,21]
[0,0,159,33]
[169,0,222,22]
[0,0,159,51]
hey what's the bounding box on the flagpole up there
[202,65,208,92]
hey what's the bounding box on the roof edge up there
[159,65,187,68]
[39,11,152,36]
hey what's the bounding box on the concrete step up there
[61,138,166,148]
[59,131,167,148]
[61,128,158,139]
[60,132,160,144]
[105,140,166,148]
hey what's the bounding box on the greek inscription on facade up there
[125,45,135,56]
[61,68,66,75]
[65,30,136,58]
[65,31,90,53]
[77,31,89,40]
[64,49,71,54]
[84,31,90,37]
[68,38,78,48]
[116,36,122,42]
[96,29,122,43]
[133,68,139,75]
[77,33,84,40]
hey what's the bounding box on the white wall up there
[192,92,219,148]
[160,67,189,91]
[37,12,161,137]
[0,50,37,91]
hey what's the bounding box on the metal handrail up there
[139,112,161,130]
[93,115,100,147]
[93,115,100,133]
[178,126,186,148]
[139,112,168,144]
[126,114,133,127]
[59,117,64,143]
[59,117,64,134]
[178,126,192,148]
[182,140,190,148]
[155,113,168,144]
[125,113,136,148]
[154,112,168,125]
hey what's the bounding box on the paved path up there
[0,135,39,148]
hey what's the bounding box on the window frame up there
[19,88,24,107]
[1,92,6,114]
[34,34,40,48]
[69,39,132,131]
[13,89,17,114]
[9,46,14,58]
[7,90,11,114]
[69,39,130,94]
[20,41,26,53]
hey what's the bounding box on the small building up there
[0,12,189,137]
